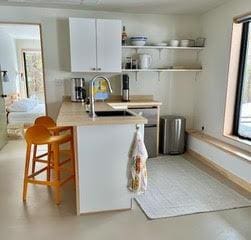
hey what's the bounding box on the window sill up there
[223,134,251,147]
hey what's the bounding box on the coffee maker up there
[122,74,130,102]
[71,78,86,102]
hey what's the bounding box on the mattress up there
[8,104,46,124]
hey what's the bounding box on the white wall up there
[0,6,201,125]
[194,0,251,151]
[0,30,18,95]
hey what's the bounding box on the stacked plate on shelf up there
[130,36,147,46]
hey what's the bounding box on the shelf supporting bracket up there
[135,72,138,81]
[158,49,162,60]
[195,72,199,82]
[157,71,161,81]
[196,51,200,62]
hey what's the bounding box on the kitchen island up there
[57,99,147,215]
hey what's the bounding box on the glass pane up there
[238,23,251,139]
[24,51,45,103]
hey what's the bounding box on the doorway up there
[0,23,46,142]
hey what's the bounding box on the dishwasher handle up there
[145,124,157,128]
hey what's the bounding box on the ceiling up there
[0,24,40,40]
[0,0,228,14]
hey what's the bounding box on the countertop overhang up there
[57,100,148,127]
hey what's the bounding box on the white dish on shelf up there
[131,40,146,46]
[130,36,147,46]
[151,42,168,46]
[170,40,179,47]
[180,40,190,47]
[180,39,195,47]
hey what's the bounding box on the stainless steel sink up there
[95,110,134,117]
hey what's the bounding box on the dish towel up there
[128,129,148,194]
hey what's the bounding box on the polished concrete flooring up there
[0,140,251,240]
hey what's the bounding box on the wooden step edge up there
[186,129,251,163]
[187,149,251,193]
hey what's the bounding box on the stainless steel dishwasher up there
[129,107,158,158]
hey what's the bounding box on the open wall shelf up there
[122,45,204,50]
[122,68,202,73]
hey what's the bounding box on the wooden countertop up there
[57,100,147,127]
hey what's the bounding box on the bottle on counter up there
[122,26,128,46]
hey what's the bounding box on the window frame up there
[233,21,251,141]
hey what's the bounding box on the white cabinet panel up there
[96,19,122,73]
[69,18,96,72]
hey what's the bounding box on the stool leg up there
[53,144,61,205]
[31,145,37,175]
[23,144,31,201]
[47,144,51,181]
[70,137,75,178]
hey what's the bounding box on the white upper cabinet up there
[96,19,122,73]
[69,18,122,73]
[69,18,96,72]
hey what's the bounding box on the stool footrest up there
[59,158,71,167]
[28,166,48,178]
[27,179,53,186]
[35,152,48,159]
[60,175,75,186]
[35,159,49,164]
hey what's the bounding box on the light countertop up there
[106,95,162,107]
[57,100,147,127]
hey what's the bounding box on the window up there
[23,50,44,102]
[233,21,251,140]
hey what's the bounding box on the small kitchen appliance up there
[138,54,152,69]
[122,74,130,102]
[71,78,86,102]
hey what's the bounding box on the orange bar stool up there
[23,125,75,205]
[34,116,73,136]
[33,116,74,175]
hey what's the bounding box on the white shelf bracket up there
[158,49,162,59]
[157,71,161,81]
[196,51,200,62]
[135,72,138,81]
[195,72,199,82]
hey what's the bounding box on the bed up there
[7,103,46,125]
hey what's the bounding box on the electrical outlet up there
[55,79,64,87]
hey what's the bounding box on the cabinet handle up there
[91,68,101,71]
[1,94,7,98]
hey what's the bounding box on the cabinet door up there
[96,19,121,73]
[69,18,96,72]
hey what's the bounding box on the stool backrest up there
[25,125,51,145]
[34,116,56,128]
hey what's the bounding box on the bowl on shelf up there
[151,42,168,46]
[130,36,147,46]
[169,39,179,47]
[180,39,195,47]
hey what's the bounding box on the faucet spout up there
[89,75,113,118]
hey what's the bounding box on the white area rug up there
[135,156,251,219]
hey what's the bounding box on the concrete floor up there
[0,140,251,240]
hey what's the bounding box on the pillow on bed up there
[7,98,38,112]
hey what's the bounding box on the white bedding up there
[8,104,46,125]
